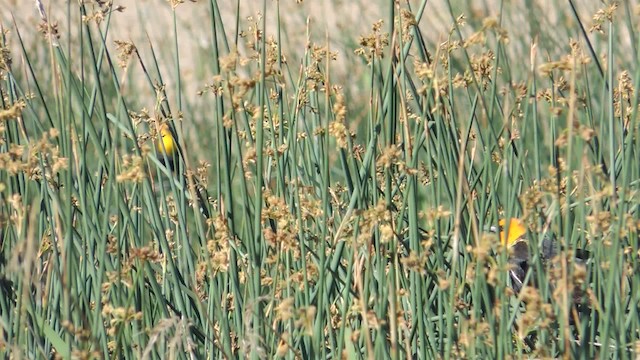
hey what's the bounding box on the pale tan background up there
[2,1,634,88]
[0,0,637,128]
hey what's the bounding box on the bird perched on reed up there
[157,123,178,171]
[155,122,210,218]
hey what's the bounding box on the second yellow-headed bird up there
[492,218,532,293]
[492,218,589,306]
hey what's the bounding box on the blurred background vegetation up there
[0,0,639,359]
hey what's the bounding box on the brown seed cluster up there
[355,20,390,64]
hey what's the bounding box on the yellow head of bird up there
[498,218,527,247]
[157,124,176,155]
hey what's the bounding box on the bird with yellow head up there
[154,122,210,218]
[491,217,589,309]
[491,218,533,293]
[156,123,178,171]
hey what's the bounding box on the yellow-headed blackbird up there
[492,218,589,307]
[157,123,178,170]
[155,123,209,218]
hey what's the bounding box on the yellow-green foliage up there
[0,1,638,359]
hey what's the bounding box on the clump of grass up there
[0,0,639,358]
